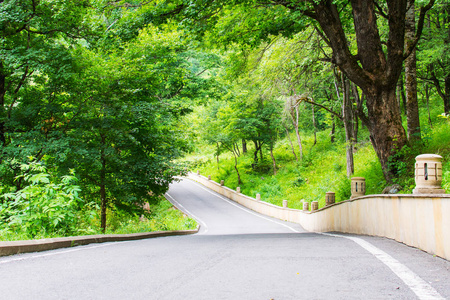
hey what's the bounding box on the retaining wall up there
[189,173,450,261]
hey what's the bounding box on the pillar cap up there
[415,154,442,161]
[351,177,365,180]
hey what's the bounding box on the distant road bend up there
[0,178,449,299]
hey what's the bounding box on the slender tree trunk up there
[269,146,277,175]
[351,83,360,142]
[405,0,421,141]
[294,106,303,160]
[399,77,407,116]
[330,117,335,143]
[430,67,450,115]
[445,75,450,114]
[216,143,220,170]
[100,134,107,233]
[252,140,259,165]
[242,139,247,154]
[259,141,263,162]
[342,74,354,178]
[425,84,433,128]
[233,151,241,185]
[0,65,6,146]
[285,126,298,162]
[311,104,317,147]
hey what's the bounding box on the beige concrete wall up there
[188,173,450,261]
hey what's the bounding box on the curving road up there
[0,178,449,299]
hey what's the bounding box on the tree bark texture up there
[405,0,422,141]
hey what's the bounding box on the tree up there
[135,0,435,182]
[419,2,450,115]
[0,0,96,146]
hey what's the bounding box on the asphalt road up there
[1,178,449,299]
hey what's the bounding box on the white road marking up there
[322,233,445,300]
[185,178,300,233]
[165,192,209,234]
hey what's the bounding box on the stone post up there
[207,175,211,180]
[282,200,288,208]
[311,201,319,211]
[325,192,335,206]
[220,180,224,186]
[256,193,261,201]
[302,202,309,211]
[236,187,241,193]
[351,177,366,199]
[197,170,200,175]
[413,154,446,194]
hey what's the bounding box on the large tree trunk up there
[405,0,422,141]
[365,87,407,182]
[312,1,412,182]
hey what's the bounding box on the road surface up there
[0,178,449,299]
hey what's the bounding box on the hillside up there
[182,107,450,210]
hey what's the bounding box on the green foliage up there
[0,161,86,238]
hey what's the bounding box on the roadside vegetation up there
[1,1,449,240]
[182,107,450,209]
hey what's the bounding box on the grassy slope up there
[185,106,450,210]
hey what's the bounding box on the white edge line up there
[321,233,445,300]
[185,178,300,233]
[165,192,209,234]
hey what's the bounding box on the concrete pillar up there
[207,175,211,180]
[413,154,446,194]
[351,177,366,199]
[236,187,241,193]
[311,201,319,211]
[282,200,288,208]
[256,193,261,201]
[302,202,309,211]
[220,180,224,186]
[325,192,335,205]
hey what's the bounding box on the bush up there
[0,162,84,238]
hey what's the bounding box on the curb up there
[0,228,199,257]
